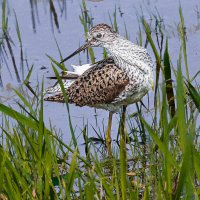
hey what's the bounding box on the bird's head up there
[60,23,117,63]
[87,23,117,46]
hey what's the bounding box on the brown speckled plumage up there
[45,58,129,106]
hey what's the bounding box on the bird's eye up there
[96,33,102,38]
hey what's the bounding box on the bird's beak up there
[60,42,91,64]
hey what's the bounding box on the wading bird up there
[44,23,154,156]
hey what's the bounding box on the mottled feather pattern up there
[68,64,129,106]
[44,57,114,95]
[44,62,129,106]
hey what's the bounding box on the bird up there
[44,23,154,156]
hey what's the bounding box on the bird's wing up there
[44,59,129,106]
[44,57,114,94]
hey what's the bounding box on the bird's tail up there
[44,63,92,102]
[44,93,65,103]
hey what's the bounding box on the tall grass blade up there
[93,153,115,199]
[38,80,44,158]
[24,65,33,85]
[174,135,194,199]
[49,0,59,30]
[141,18,161,65]
[29,0,36,33]
[2,1,21,81]
[66,150,78,199]
[4,33,21,82]
[173,50,197,198]
[54,36,68,71]
[0,149,6,191]
[47,54,67,71]
[176,52,186,149]
[0,73,3,87]
[179,6,190,81]
[120,133,127,200]
[113,6,118,33]
[52,64,78,149]
[185,81,200,112]
[120,108,127,200]
[123,21,129,40]
[161,72,173,196]
[23,65,38,98]
[193,149,200,181]
[84,180,96,199]
[163,39,175,117]
[140,117,179,169]
[14,10,24,80]
[13,10,22,46]
[14,89,36,118]
[80,0,95,64]
[0,103,39,130]
[1,0,7,31]
[142,17,162,127]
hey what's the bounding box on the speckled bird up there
[44,23,154,155]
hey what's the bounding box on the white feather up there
[71,64,92,75]
[44,63,93,95]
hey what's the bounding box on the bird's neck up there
[104,37,153,75]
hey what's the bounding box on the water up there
[0,0,199,147]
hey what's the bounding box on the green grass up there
[0,1,200,199]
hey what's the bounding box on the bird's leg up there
[106,111,113,157]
